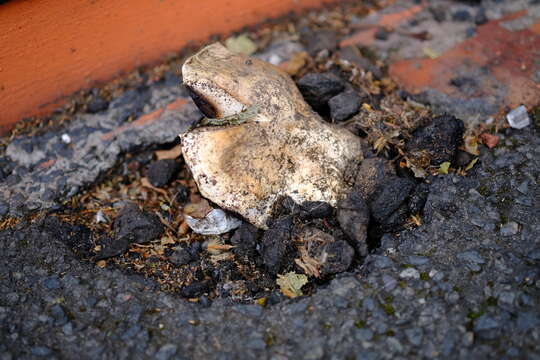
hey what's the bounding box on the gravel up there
[1,1,539,358]
[147,159,181,188]
[297,72,345,111]
[406,115,465,165]
[1,125,537,359]
[260,215,295,274]
[337,190,370,256]
[116,203,162,237]
[328,91,361,122]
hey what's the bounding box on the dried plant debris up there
[0,0,496,304]
[26,44,458,303]
[276,272,308,298]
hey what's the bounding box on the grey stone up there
[0,201,9,217]
[329,91,361,122]
[474,315,500,334]
[170,246,195,266]
[300,29,339,55]
[43,276,61,290]
[405,328,423,346]
[500,222,519,236]
[113,203,164,244]
[407,256,430,266]
[517,312,540,331]
[369,176,415,223]
[0,86,198,218]
[30,347,52,357]
[452,10,471,22]
[155,344,178,360]
[457,250,485,264]
[354,158,396,201]
[260,216,294,274]
[147,159,180,187]
[406,115,465,166]
[337,191,370,256]
[297,72,345,111]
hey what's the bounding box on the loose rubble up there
[0,0,539,358]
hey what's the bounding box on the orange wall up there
[0,0,338,133]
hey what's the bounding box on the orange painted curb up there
[0,0,340,133]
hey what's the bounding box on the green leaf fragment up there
[465,158,479,171]
[225,34,257,55]
[438,162,451,175]
[276,272,308,298]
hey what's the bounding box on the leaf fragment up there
[464,135,480,155]
[465,157,479,171]
[255,297,268,307]
[225,34,257,55]
[479,133,499,148]
[438,162,451,175]
[276,272,308,298]
[183,199,213,219]
[423,47,439,59]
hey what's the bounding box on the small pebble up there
[147,159,180,188]
[452,10,471,22]
[374,27,390,41]
[328,91,361,122]
[61,134,71,144]
[297,72,345,111]
[500,222,519,236]
[400,268,420,279]
[475,8,488,25]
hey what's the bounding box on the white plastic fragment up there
[506,105,530,129]
[95,210,108,223]
[61,133,72,144]
[185,209,242,235]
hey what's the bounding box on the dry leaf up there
[295,247,321,278]
[160,237,176,245]
[183,199,212,219]
[479,133,499,149]
[404,158,427,178]
[210,252,234,264]
[464,135,480,155]
[276,272,308,298]
[410,214,422,226]
[141,177,169,196]
[155,144,183,160]
[178,221,190,235]
[423,47,439,59]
